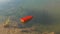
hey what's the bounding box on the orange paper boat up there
[20,16,33,24]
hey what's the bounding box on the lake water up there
[0,0,60,33]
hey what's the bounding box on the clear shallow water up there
[0,0,60,33]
